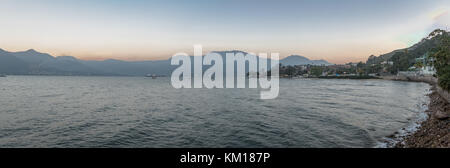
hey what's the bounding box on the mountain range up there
[0,49,331,76]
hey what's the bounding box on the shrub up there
[429,29,450,91]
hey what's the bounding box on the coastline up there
[381,76,449,148]
[395,85,450,148]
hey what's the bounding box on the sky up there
[0,0,449,64]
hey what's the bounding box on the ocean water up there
[0,76,430,148]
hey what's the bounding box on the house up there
[415,53,436,75]
[381,61,393,65]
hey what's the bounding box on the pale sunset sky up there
[0,0,449,64]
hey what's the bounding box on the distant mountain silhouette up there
[80,59,173,76]
[11,49,54,65]
[0,48,331,76]
[0,49,30,74]
[280,55,331,66]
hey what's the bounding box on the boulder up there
[433,110,450,120]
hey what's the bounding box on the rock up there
[433,110,450,120]
[396,87,450,148]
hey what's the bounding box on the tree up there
[310,66,323,77]
[428,29,450,90]
[356,61,366,75]
[414,61,424,69]
[390,52,410,73]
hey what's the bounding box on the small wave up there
[95,106,116,113]
[375,89,431,148]
[39,94,64,98]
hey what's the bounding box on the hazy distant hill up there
[0,49,30,74]
[10,49,54,65]
[0,49,331,76]
[0,49,174,76]
[280,55,331,66]
[80,59,174,76]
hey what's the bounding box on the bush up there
[438,66,450,90]
[429,29,450,91]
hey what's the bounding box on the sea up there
[0,76,430,147]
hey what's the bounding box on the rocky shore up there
[395,85,450,148]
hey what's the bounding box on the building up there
[415,53,436,75]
